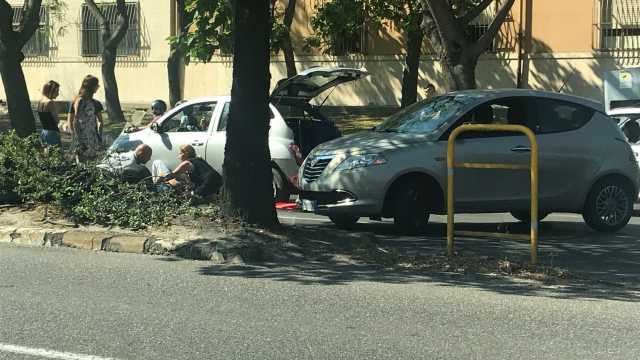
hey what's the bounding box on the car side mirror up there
[150,122,160,133]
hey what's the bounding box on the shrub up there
[0,130,206,229]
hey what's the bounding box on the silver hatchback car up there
[299,90,640,234]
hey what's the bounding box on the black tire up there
[329,215,360,229]
[582,178,634,232]
[393,181,430,235]
[511,211,550,223]
[272,168,290,202]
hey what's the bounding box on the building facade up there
[2,0,640,109]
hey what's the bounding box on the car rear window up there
[534,99,594,134]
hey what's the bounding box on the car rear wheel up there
[582,178,634,232]
[272,169,290,202]
[329,215,360,229]
[511,211,550,223]
[393,180,430,235]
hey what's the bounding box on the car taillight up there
[288,143,303,165]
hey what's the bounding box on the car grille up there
[303,157,332,183]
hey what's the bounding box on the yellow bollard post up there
[446,129,457,257]
[446,124,539,265]
[528,129,539,265]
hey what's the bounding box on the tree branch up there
[16,0,43,49]
[459,0,493,24]
[283,0,296,28]
[471,0,515,56]
[105,0,129,49]
[421,8,443,55]
[0,0,16,45]
[421,0,465,53]
[84,0,107,28]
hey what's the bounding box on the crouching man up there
[120,144,153,186]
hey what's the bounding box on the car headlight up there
[335,153,386,172]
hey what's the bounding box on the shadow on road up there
[194,218,640,303]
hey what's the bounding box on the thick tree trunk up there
[101,48,125,123]
[0,52,36,136]
[0,0,42,137]
[282,0,297,78]
[222,0,278,227]
[444,53,477,90]
[400,28,424,108]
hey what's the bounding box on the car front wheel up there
[582,178,634,232]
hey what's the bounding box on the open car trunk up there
[270,67,369,158]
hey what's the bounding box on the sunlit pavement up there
[277,209,640,284]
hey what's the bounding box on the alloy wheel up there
[595,185,630,226]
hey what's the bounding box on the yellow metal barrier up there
[447,124,539,265]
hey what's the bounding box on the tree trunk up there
[167,49,184,107]
[444,52,477,90]
[0,0,42,137]
[101,47,125,123]
[168,0,187,107]
[400,28,423,108]
[86,0,128,123]
[282,39,296,79]
[222,0,278,227]
[282,0,297,78]
[0,52,36,136]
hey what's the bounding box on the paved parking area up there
[278,210,640,284]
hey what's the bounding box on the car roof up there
[448,89,604,112]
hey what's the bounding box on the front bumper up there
[298,165,388,217]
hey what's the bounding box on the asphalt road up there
[278,209,640,283]
[1,243,640,360]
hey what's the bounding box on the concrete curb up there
[0,226,265,264]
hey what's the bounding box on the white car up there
[102,67,369,199]
[610,107,640,162]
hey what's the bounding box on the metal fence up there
[80,2,140,57]
[12,6,49,57]
[466,2,517,54]
[594,0,640,51]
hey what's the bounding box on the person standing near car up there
[38,80,62,148]
[69,75,103,163]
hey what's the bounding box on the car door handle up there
[510,145,531,153]
[191,141,205,146]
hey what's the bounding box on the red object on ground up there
[275,201,298,210]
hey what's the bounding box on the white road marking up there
[0,343,121,360]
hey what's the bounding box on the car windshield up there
[375,95,479,134]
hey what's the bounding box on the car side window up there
[218,102,231,132]
[217,102,275,132]
[533,99,594,134]
[451,97,534,139]
[161,102,216,133]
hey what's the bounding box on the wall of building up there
[0,0,173,107]
[2,0,638,110]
